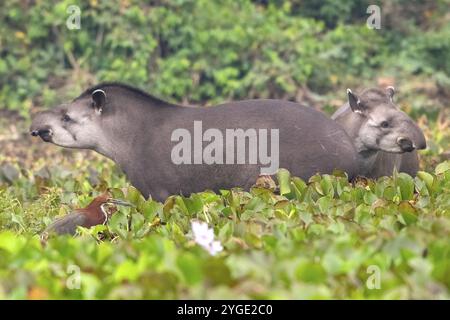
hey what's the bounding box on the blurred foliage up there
[0,0,449,111]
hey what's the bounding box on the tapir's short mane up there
[76,82,172,106]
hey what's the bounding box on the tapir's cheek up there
[51,128,75,146]
[379,136,403,153]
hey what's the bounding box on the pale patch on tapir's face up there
[358,103,421,153]
[57,98,103,148]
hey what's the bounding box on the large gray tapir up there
[30,83,359,201]
[332,87,426,178]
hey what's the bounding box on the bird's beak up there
[108,199,133,207]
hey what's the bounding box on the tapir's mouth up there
[40,135,52,143]
[31,128,53,143]
[401,145,415,152]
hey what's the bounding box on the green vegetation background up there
[0,0,449,299]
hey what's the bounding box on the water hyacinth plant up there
[191,220,223,256]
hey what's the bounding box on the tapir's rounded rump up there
[30,83,359,201]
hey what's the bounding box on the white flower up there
[207,240,223,256]
[191,220,214,247]
[191,220,223,256]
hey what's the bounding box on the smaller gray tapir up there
[332,87,426,178]
[30,83,359,201]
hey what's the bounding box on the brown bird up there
[42,192,132,237]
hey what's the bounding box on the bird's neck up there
[84,201,107,223]
[100,203,110,224]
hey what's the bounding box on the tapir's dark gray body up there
[31,83,358,201]
[332,87,425,178]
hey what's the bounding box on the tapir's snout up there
[410,122,427,150]
[414,138,427,150]
[396,123,427,152]
[31,127,53,142]
[30,111,54,143]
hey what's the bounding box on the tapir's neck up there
[92,92,180,169]
[356,149,379,176]
[333,104,379,176]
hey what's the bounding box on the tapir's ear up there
[347,89,365,114]
[92,89,106,114]
[386,86,395,102]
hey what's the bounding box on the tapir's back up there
[140,99,359,200]
[212,99,359,178]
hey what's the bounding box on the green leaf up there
[417,171,435,193]
[114,260,140,282]
[295,262,327,284]
[131,213,145,232]
[320,175,334,197]
[317,196,332,213]
[176,253,203,285]
[277,169,291,195]
[127,186,145,207]
[396,173,415,200]
[397,201,418,225]
[435,161,450,175]
[355,204,371,225]
[108,211,129,238]
[383,186,396,201]
[291,177,307,200]
[141,200,162,220]
[0,231,25,254]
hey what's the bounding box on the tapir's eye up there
[380,121,390,128]
[62,114,72,123]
